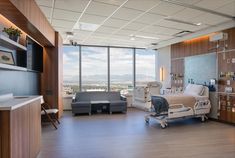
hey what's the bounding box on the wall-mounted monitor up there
[26,36,43,72]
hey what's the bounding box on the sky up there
[63,46,156,84]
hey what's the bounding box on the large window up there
[136,49,156,86]
[81,46,108,91]
[63,46,79,96]
[62,46,157,95]
[110,48,133,93]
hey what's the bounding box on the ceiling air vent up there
[66,32,74,36]
[151,43,158,46]
[174,31,192,37]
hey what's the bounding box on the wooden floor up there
[38,108,235,158]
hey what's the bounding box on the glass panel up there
[63,46,80,96]
[136,49,156,86]
[110,48,133,94]
[81,46,108,91]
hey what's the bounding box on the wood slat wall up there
[171,28,235,86]
[41,32,63,118]
[171,27,235,123]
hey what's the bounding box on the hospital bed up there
[145,84,211,129]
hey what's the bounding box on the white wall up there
[156,46,171,90]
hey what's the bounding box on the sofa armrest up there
[120,95,127,101]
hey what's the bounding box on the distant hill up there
[64,74,155,84]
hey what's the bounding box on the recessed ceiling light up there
[73,22,100,31]
[130,37,135,41]
[195,22,202,26]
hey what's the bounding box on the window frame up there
[62,44,157,93]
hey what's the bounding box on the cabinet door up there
[29,100,41,158]
[11,104,30,158]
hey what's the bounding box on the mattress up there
[159,94,196,108]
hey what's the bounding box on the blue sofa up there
[71,92,127,115]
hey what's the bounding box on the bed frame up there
[144,86,211,129]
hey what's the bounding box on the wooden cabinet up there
[218,94,235,123]
[0,99,41,158]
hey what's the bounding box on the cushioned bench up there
[71,92,127,115]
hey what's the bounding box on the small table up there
[90,100,110,114]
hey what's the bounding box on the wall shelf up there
[0,34,27,51]
[0,63,27,71]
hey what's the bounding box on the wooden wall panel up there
[41,32,63,118]
[0,0,55,46]
[29,100,41,158]
[171,27,235,88]
[0,111,10,158]
[11,104,30,158]
[0,100,41,158]
[171,59,184,87]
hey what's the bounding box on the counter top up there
[0,95,42,110]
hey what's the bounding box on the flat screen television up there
[26,36,43,72]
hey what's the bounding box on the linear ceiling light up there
[165,18,202,26]
[73,22,100,31]
[130,34,160,40]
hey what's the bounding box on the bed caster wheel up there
[145,117,150,124]
[201,116,206,122]
[161,124,166,129]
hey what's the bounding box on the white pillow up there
[184,84,204,96]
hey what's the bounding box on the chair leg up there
[45,113,57,129]
[53,113,60,124]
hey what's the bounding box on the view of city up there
[63,45,156,96]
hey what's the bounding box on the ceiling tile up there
[124,0,161,11]
[36,0,53,7]
[115,29,135,36]
[150,2,184,16]
[39,6,51,18]
[135,13,165,24]
[142,25,181,36]
[52,19,76,29]
[173,0,201,5]
[172,8,204,21]
[80,14,107,24]
[53,9,81,21]
[85,1,118,16]
[55,0,89,12]
[194,0,234,10]
[96,26,117,34]
[123,22,147,31]
[103,18,129,28]
[216,1,235,16]
[112,7,143,21]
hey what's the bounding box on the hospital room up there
[0,0,235,158]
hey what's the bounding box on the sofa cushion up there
[109,100,127,106]
[71,101,91,108]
